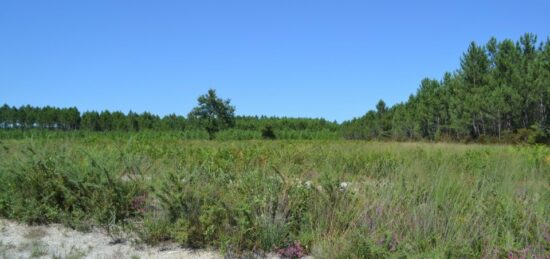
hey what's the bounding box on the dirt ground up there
[0,219,225,259]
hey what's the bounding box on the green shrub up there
[527,124,550,144]
[0,145,146,229]
[261,126,277,140]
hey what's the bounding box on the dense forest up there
[343,33,550,144]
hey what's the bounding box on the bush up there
[0,145,146,229]
[527,124,550,145]
[150,167,316,252]
[261,125,277,140]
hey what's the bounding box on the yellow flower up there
[545,155,550,164]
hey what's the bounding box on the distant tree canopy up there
[0,105,81,130]
[233,115,339,132]
[0,103,338,135]
[0,104,189,132]
[342,33,550,144]
[0,90,338,138]
[188,89,236,139]
[2,33,549,143]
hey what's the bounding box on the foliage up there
[0,142,147,230]
[0,103,340,140]
[1,137,549,257]
[2,34,549,145]
[187,89,236,139]
[261,125,276,140]
[343,33,550,143]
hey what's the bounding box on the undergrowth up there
[0,138,548,257]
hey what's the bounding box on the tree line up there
[342,33,550,144]
[3,33,549,143]
[0,90,338,139]
[0,104,187,132]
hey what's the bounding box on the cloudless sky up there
[1,1,550,122]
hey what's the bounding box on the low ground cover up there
[0,137,548,257]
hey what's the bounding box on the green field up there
[0,137,549,258]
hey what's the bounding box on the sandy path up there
[0,219,222,259]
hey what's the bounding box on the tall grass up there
[0,138,548,257]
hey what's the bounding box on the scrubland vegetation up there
[0,137,548,257]
[1,33,549,258]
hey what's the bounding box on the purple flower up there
[277,241,305,258]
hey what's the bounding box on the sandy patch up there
[0,219,221,259]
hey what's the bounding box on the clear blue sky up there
[1,1,549,122]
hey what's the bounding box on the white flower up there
[339,182,349,191]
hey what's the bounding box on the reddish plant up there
[277,241,305,259]
[132,192,148,214]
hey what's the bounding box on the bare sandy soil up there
[0,219,223,259]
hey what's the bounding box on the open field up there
[0,137,549,258]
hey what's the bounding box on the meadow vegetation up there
[0,136,548,258]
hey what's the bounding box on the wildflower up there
[278,241,305,258]
[339,182,349,191]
